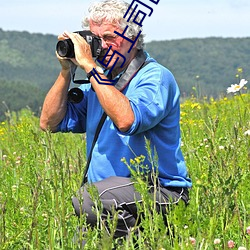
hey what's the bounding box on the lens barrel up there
[56,39,75,58]
[68,88,84,103]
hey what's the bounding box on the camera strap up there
[81,111,107,186]
[81,50,149,186]
[112,49,147,91]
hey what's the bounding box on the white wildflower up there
[214,238,221,244]
[238,247,246,250]
[244,130,250,136]
[227,79,248,93]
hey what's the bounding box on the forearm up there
[40,70,71,132]
[90,77,134,132]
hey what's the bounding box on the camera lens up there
[68,88,84,103]
[56,39,74,58]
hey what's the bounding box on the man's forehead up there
[89,19,120,33]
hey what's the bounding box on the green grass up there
[0,93,249,249]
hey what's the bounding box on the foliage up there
[0,28,60,90]
[0,29,61,121]
[0,79,46,121]
[145,37,250,98]
[0,92,249,249]
[0,29,250,119]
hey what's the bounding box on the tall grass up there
[0,93,249,249]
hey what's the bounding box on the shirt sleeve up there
[56,85,89,133]
[119,63,180,135]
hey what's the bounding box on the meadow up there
[0,89,249,249]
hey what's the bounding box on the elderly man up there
[40,0,192,242]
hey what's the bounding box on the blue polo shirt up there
[57,53,192,188]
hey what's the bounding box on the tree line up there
[0,28,249,120]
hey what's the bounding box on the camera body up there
[56,30,102,58]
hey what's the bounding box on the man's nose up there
[101,38,109,49]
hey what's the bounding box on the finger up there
[64,30,76,40]
[63,30,70,36]
[57,31,70,41]
[65,31,85,43]
[55,51,79,66]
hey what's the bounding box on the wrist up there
[60,68,71,79]
[87,65,105,80]
[84,63,97,75]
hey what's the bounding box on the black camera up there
[56,30,102,58]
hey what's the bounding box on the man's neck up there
[111,49,139,79]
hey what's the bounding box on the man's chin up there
[98,57,118,69]
[99,54,111,61]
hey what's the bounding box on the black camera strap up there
[81,111,107,186]
[81,50,149,186]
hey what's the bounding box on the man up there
[40,0,192,242]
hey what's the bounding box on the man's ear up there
[132,36,138,48]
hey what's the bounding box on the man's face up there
[89,20,135,70]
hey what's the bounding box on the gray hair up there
[82,0,145,49]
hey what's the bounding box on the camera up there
[56,30,102,58]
